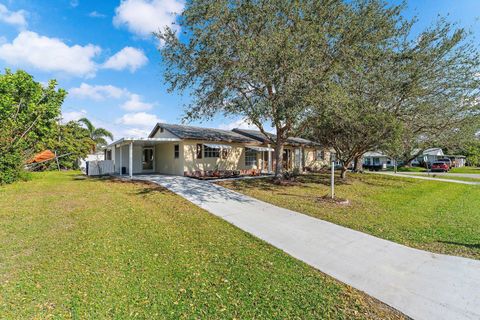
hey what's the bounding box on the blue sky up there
[0,0,479,141]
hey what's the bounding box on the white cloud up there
[102,47,148,72]
[69,83,153,111]
[70,0,79,8]
[116,112,163,127]
[69,83,129,100]
[0,31,101,77]
[123,127,151,138]
[120,94,153,111]
[61,109,87,124]
[89,11,106,18]
[218,118,257,131]
[0,4,27,29]
[113,0,184,38]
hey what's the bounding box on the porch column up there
[119,145,123,176]
[129,141,133,179]
[268,144,272,173]
[111,146,116,172]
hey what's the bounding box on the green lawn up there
[449,166,480,174]
[219,173,480,260]
[0,172,403,319]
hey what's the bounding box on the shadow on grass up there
[436,240,480,250]
[78,175,174,196]
[297,175,351,186]
[135,186,171,195]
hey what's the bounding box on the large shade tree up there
[382,17,480,165]
[157,0,374,178]
[309,2,480,178]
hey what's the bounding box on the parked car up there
[436,158,452,168]
[431,162,449,172]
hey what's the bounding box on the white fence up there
[86,160,114,176]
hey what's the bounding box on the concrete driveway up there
[133,174,480,320]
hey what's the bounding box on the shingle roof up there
[232,128,320,147]
[150,123,257,143]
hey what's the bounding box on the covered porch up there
[105,137,182,179]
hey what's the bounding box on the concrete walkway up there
[371,171,480,185]
[400,172,480,179]
[133,175,480,320]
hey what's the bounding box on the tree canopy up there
[0,69,112,184]
[307,2,480,177]
[157,0,365,176]
[0,69,66,184]
[78,117,114,152]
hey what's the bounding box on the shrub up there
[0,149,23,185]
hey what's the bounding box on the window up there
[174,144,179,158]
[315,149,324,161]
[245,148,257,166]
[196,144,203,159]
[204,145,220,158]
[160,128,164,133]
[142,148,153,170]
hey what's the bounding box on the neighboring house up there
[79,151,105,173]
[362,151,393,169]
[411,148,466,167]
[412,148,445,165]
[103,123,329,178]
[448,155,466,167]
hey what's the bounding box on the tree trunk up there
[340,165,348,179]
[353,155,362,172]
[274,140,284,179]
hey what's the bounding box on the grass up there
[0,171,404,319]
[218,173,480,260]
[449,166,480,174]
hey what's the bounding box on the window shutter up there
[197,144,203,159]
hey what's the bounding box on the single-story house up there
[447,155,466,167]
[411,148,466,167]
[103,123,330,178]
[412,147,445,165]
[362,151,393,169]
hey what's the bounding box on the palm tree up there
[78,118,114,152]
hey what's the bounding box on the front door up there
[142,147,154,171]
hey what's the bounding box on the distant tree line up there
[0,70,113,184]
[158,0,480,179]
